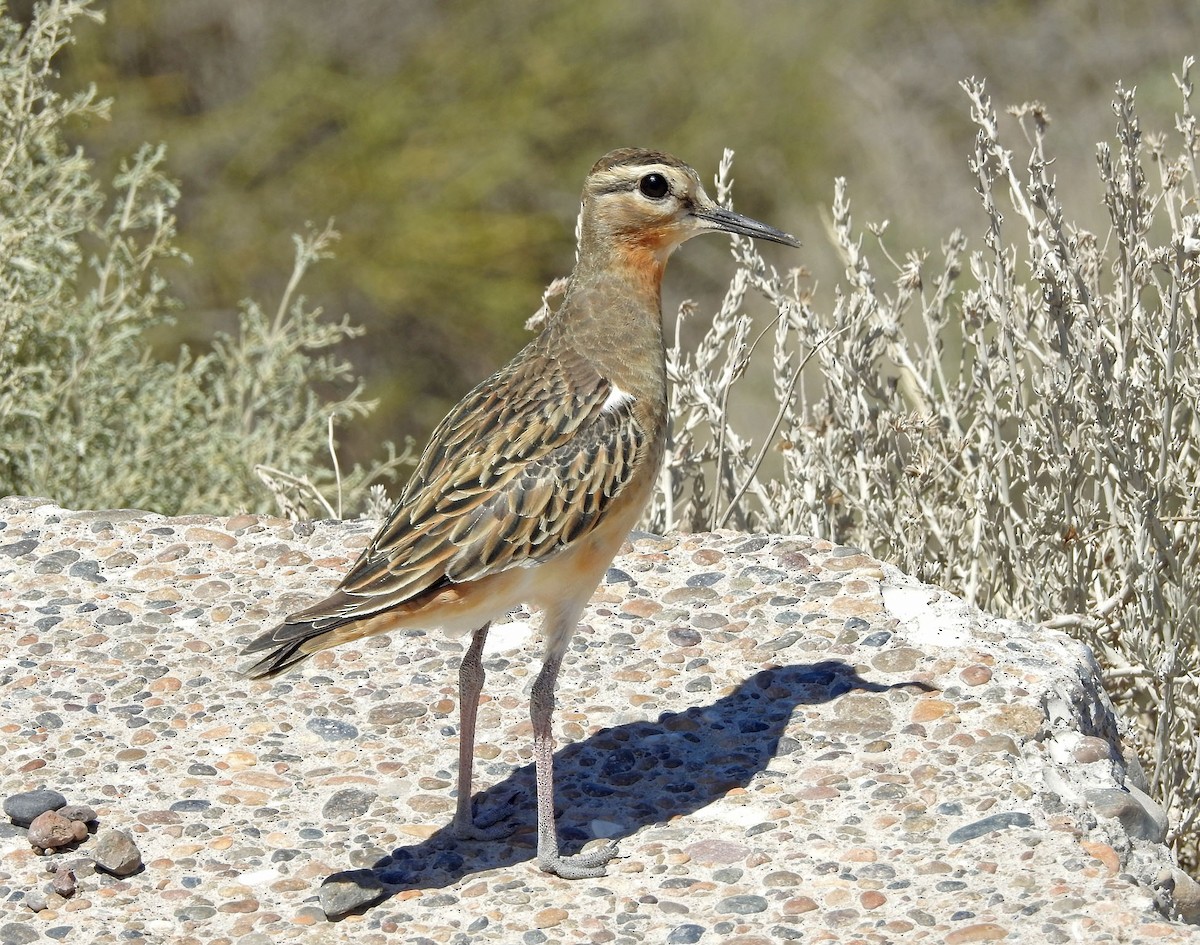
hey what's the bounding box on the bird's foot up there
[453,789,522,841]
[537,839,620,879]
[453,818,515,842]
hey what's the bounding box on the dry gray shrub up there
[648,64,1200,870]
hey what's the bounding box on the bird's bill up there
[692,206,800,247]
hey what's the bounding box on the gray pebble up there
[169,799,211,813]
[667,627,701,647]
[4,789,67,827]
[717,894,768,914]
[58,804,96,823]
[319,869,387,918]
[22,890,48,913]
[666,925,705,945]
[0,922,40,943]
[68,560,105,583]
[947,811,1034,844]
[34,549,80,573]
[322,788,377,820]
[306,717,359,742]
[0,538,38,558]
[740,566,784,584]
[1086,787,1167,843]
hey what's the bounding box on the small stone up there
[683,839,749,865]
[51,867,76,897]
[27,810,78,850]
[4,789,67,827]
[93,828,142,877]
[666,924,706,944]
[57,804,96,824]
[319,869,387,919]
[911,699,953,722]
[322,789,377,821]
[782,897,819,915]
[219,898,259,913]
[58,857,97,879]
[945,924,1009,943]
[717,894,768,914]
[367,702,427,725]
[534,907,568,927]
[1087,786,1167,842]
[1072,736,1115,764]
[667,627,702,648]
[947,812,1033,844]
[1,921,43,944]
[23,890,48,913]
[969,735,1019,758]
[871,648,922,673]
[0,538,38,558]
[306,717,359,742]
[1080,840,1120,876]
[960,665,993,686]
[1169,867,1200,924]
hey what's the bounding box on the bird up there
[241,147,798,879]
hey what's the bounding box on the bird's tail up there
[240,596,388,679]
[239,617,334,678]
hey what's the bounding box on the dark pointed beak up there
[692,206,800,248]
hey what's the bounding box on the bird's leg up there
[453,623,514,840]
[531,649,619,879]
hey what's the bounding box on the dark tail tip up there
[239,624,316,679]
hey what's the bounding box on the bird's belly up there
[396,454,659,641]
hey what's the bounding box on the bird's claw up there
[538,839,620,879]
[453,788,523,841]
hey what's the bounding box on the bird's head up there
[579,148,799,267]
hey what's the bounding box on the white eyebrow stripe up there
[602,383,635,413]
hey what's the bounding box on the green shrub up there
[0,1,406,516]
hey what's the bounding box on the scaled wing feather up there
[292,339,648,626]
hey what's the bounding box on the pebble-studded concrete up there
[1,495,1198,944]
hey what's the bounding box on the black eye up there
[638,173,670,200]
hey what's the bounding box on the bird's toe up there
[538,839,619,879]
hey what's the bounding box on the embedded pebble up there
[0,499,1193,944]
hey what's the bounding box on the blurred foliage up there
[17,0,1200,469]
[0,1,407,514]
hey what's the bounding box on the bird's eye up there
[638,173,670,200]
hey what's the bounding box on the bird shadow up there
[322,660,930,915]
